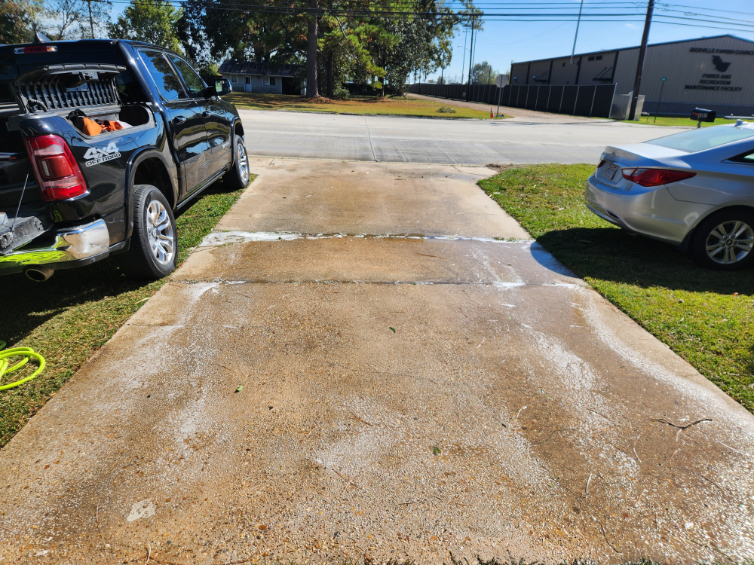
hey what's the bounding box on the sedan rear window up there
[647,125,754,153]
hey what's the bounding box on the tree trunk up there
[326,52,334,97]
[306,0,319,98]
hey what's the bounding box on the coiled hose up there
[0,341,46,390]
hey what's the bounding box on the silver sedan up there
[586,121,754,270]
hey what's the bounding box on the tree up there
[177,0,307,68]
[471,60,495,84]
[41,0,111,40]
[0,0,43,43]
[377,1,459,95]
[306,0,318,96]
[109,0,182,52]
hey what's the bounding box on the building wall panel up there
[511,35,754,115]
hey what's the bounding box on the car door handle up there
[202,111,211,117]
[173,116,187,124]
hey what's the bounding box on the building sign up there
[690,47,754,55]
[685,52,743,92]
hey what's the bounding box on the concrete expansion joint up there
[169,279,583,288]
[198,230,535,247]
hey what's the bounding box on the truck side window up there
[169,56,206,98]
[139,50,185,101]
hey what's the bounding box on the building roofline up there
[512,34,754,66]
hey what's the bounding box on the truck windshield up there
[648,125,754,153]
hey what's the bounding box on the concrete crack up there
[364,117,378,162]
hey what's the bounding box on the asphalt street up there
[239,108,688,165]
[2,159,752,564]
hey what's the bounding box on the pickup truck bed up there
[0,38,247,280]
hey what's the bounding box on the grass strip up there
[226,92,495,119]
[623,116,739,128]
[479,164,753,413]
[0,176,255,448]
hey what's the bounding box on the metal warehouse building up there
[510,34,754,116]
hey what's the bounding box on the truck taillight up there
[621,168,696,187]
[24,135,88,201]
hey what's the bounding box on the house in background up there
[219,61,302,94]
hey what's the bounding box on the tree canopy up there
[109,0,183,52]
[177,0,477,96]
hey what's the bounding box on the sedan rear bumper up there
[585,174,711,245]
[0,219,110,276]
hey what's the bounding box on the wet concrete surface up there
[238,109,687,165]
[1,160,753,564]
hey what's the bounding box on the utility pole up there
[629,0,654,120]
[461,26,468,88]
[466,16,475,100]
[87,0,94,38]
[570,0,584,64]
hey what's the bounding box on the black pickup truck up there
[0,35,249,281]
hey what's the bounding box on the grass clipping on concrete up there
[479,164,754,413]
[0,176,255,448]
[225,92,493,119]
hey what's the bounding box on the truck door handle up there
[172,116,186,124]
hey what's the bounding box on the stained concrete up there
[1,160,753,565]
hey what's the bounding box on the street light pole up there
[629,0,654,121]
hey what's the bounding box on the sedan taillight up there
[24,135,88,201]
[621,168,696,187]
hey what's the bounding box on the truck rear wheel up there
[222,136,250,190]
[116,184,178,279]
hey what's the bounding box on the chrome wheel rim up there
[705,220,754,265]
[146,199,174,265]
[237,141,249,184]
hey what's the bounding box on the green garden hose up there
[0,341,46,390]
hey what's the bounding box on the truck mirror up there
[213,79,232,97]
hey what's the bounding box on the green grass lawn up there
[0,176,254,448]
[625,116,740,127]
[479,165,754,413]
[225,92,496,119]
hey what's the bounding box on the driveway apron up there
[0,159,752,564]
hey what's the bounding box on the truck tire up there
[116,184,178,279]
[690,208,754,270]
[222,136,250,190]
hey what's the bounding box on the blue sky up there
[434,0,754,82]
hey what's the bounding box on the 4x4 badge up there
[84,141,121,167]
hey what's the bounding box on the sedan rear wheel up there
[691,209,754,270]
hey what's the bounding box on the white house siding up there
[510,35,754,115]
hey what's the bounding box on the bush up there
[333,86,350,100]
[437,106,456,113]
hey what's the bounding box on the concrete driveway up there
[1,158,752,564]
[239,108,687,165]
